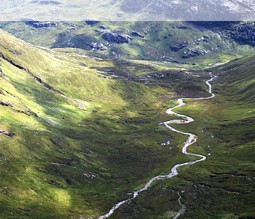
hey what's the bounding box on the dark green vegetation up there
[0,22,254,219]
[111,56,255,219]
[190,21,255,47]
[1,21,255,67]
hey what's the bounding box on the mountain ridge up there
[1,0,255,21]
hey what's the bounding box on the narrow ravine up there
[99,75,217,219]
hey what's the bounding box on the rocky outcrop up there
[131,31,144,38]
[182,48,210,59]
[0,101,11,107]
[225,22,255,47]
[87,42,107,51]
[102,32,131,44]
[0,130,15,138]
[25,20,57,28]
[175,25,188,30]
[85,20,99,26]
[191,22,255,47]
[170,41,189,52]
[195,35,210,44]
[95,29,107,34]
[99,25,109,29]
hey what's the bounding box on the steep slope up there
[119,0,255,20]
[0,29,128,218]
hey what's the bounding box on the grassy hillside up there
[178,56,255,218]
[1,21,254,67]
[0,29,254,219]
[216,55,255,102]
[0,29,212,218]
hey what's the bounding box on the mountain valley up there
[0,21,254,219]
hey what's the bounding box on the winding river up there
[99,75,217,219]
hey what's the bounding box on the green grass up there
[1,21,255,67]
[0,29,254,219]
[0,29,207,218]
[111,55,255,218]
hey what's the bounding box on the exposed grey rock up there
[195,35,211,44]
[87,42,107,51]
[175,25,188,29]
[170,41,190,52]
[0,130,15,138]
[83,173,96,179]
[120,0,255,21]
[85,20,99,26]
[25,20,57,28]
[102,32,131,44]
[202,35,210,42]
[182,48,210,59]
[2,0,255,21]
[95,29,107,34]
[131,31,144,38]
[99,25,109,29]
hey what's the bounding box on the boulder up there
[175,25,188,29]
[25,20,57,28]
[85,20,99,26]
[131,31,144,38]
[99,25,109,29]
[95,29,107,34]
[87,42,107,51]
[102,32,131,44]
[170,41,189,52]
[182,48,209,59]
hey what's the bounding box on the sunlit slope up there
[0,29,124,103]
[0,29,188,218]
[0,29,125,218]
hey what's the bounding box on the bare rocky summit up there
[1,0,255,21]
